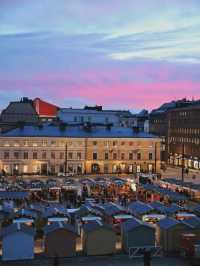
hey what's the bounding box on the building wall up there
[149,112,169,162]
[2,232,34,261]
[0,137,161,175]
[58,109,120,125]
[168,107,200,170]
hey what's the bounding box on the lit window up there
[105,153,109,160]
[149,153,153,160]
[68,152,73,159]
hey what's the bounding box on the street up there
[0,255,189,266]
[161,166,200,184]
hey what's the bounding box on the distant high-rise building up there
[149,98,200,170]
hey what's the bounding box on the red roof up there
[33,98,59,117]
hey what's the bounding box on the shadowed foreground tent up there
[82,220,117,256]
[156,217,191,253]
[121,217,155,253]
[44,222,78,257]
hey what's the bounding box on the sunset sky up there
[0,0,200,111]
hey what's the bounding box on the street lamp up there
[181,142,185,184]
[154,142,157,174]
[64,141,68,175]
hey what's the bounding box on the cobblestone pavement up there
[0,255,189,266]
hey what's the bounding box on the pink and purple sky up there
[0,0,200,111]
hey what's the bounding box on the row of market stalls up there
[160,178,200,201]
[2,197,200,261]
[139,183,188,204]
[0,216,155,261]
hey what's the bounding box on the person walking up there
[143,249,151,266]
[53,255,60,266]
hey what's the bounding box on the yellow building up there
[0,125,161,175]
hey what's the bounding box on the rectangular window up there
[121,153,125,160]
[93,141,97,145]
[105,152,109,160]
[42,152,46,159]
[137,153,141,160]
[60,152,64,160]
[149,153,153,160]
[68,152,73,159]
[77,152,81,160]
[113,141,117,146]
[129,153,133,160]
[14,152,19,159]
[23,165,28,173]
[33,152,37,159]
[42,140,47,146]
[4,152,9,159]
[104,164,109,173]
[51,140,56,146]
[24,152,28,160]
[51,152,55,159]
[93,152,98,160]
[113,153,117,160]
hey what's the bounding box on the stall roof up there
[0,223,35,238]
[122,217,153,232]
[128,201,153,215]
[162,178,200,191]
[182,217,200,229]
[98,202,125,216]
[44,222,77,235]
[149,201,168,213]
[15,209,38,219]
[1,124,158,139]
[83,220,113,233]
[165,203,184,215]
[0,191,28,200]
[142,184,188,201]
[157,217,179,229]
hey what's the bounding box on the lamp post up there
[154,142,157,174]
[181,142,185,184]
[64,141,68,175]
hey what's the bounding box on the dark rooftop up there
[0,124,158,138]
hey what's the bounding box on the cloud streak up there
[0,0,200,110]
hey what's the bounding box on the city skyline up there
[0,0,200,110]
